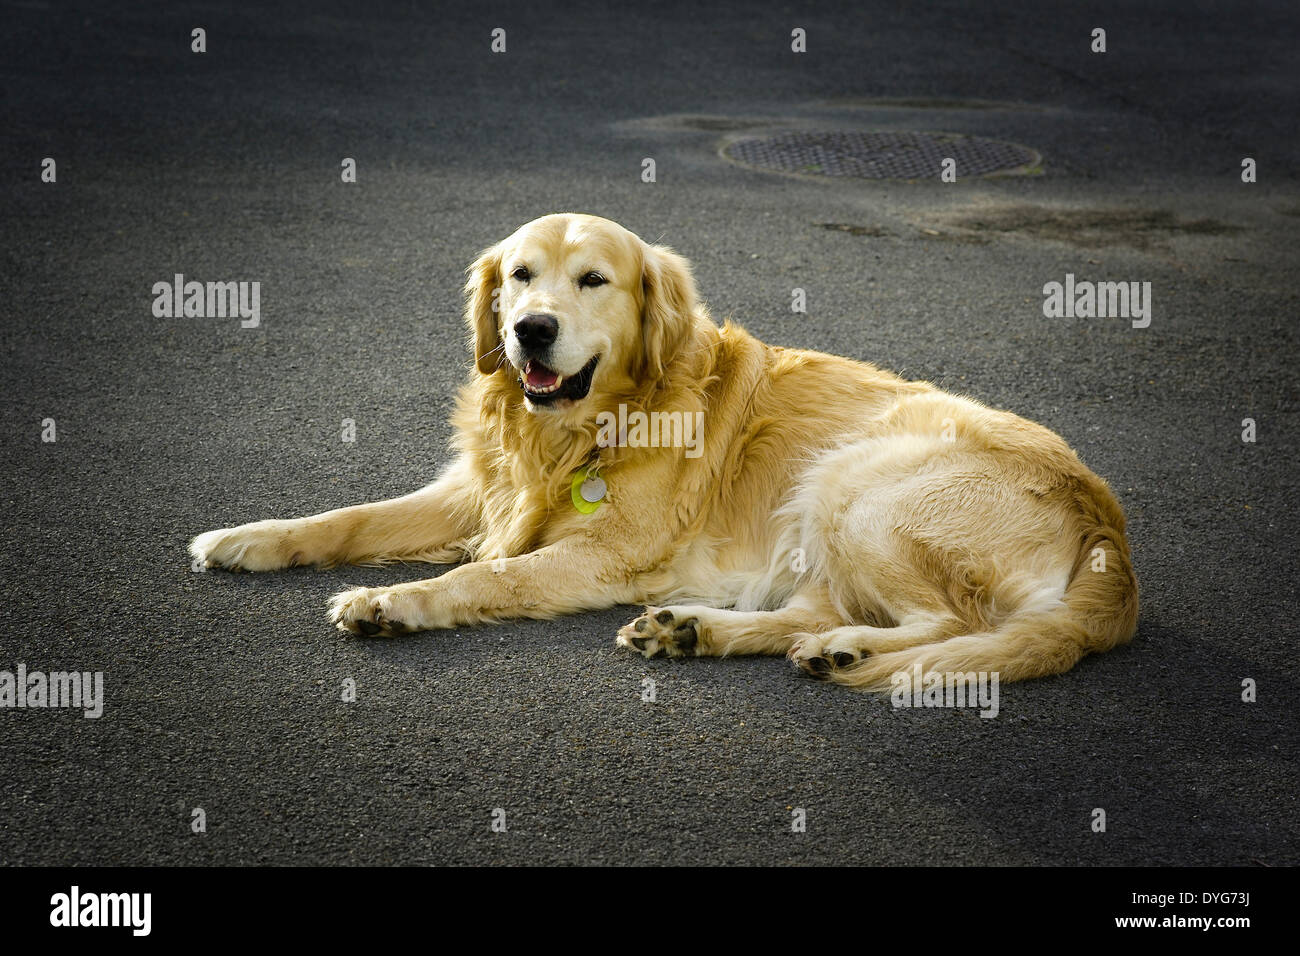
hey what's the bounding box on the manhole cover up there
[724,131,1038,180]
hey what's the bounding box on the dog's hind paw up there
[616,606,701,658]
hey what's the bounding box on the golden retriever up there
[190,213,1138,690]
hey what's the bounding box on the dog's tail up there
[827,522,1139,692]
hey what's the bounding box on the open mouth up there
[520,355,600,406]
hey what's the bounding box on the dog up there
[190,212,1138,690]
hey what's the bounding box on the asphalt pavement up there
[1,0,1297,865]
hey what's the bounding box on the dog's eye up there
[511,267,530,283]
[579,272,606,288]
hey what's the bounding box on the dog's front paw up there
[616,606,701,658]
[787,632,864,679]
[190,520,304,572]
[328,586,414,636]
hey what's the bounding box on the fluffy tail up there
[830,525,1139,692]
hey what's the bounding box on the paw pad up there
[788,635,867,679]
[616,607,701,658]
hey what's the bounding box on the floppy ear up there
[464,242,504,374]
[640,243,698,380]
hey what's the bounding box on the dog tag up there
[580,476,606,503]
[570,466,605,514]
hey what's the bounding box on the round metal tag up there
[580,476,606,503]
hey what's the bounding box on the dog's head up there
[465,214,698,414]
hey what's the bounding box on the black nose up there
[513,313,558,351]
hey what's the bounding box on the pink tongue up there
[525,361,559,388]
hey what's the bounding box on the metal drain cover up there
[724,131,1038,180]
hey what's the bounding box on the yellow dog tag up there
[570,465,606,514]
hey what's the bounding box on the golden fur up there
[190,213,1138,690]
